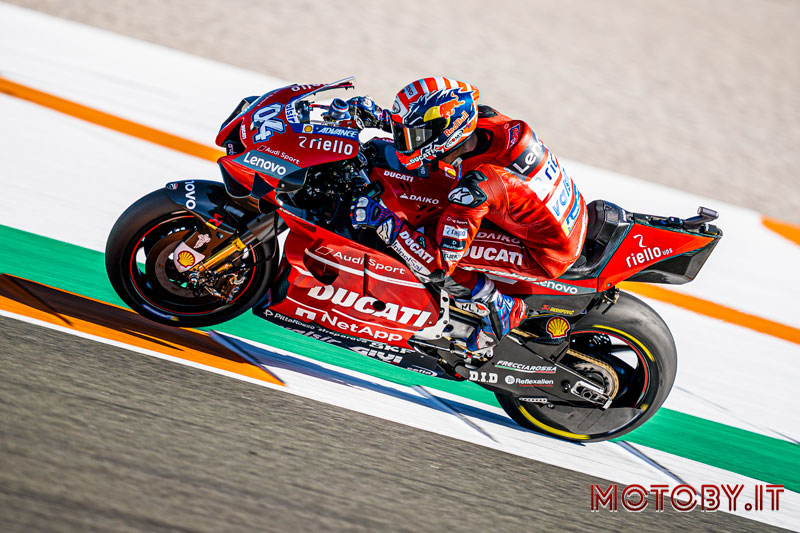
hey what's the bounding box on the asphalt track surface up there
[0,316,785,532]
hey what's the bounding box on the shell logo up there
[546,317,570,338]
[303,124,314,133]
[177,250,196,268]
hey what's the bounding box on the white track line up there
[412,385,498,443]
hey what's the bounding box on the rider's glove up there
[347,96,391,132]
[350,195,402,244]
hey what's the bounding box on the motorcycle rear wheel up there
[105,189,275,327]
[496,291,677,442]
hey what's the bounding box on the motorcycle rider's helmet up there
[389,77,479,170]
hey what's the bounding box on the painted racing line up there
[0,275,283,387]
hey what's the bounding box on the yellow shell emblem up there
[546,317,570,338]
[177,250,196,268]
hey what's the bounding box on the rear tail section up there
[456,201,722,307]
[596,206,721,288]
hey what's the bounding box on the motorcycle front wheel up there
[105,189,276,327]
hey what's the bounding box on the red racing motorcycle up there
[106,78,722,442]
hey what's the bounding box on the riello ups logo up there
[626,234,674,268]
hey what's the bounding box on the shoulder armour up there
[448,170,488,207]
[504,126,546,178]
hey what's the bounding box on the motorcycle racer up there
[105,77,719,442]
[350,77,588,352]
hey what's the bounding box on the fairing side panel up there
[267,212,440,347]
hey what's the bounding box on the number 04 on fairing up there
[105,78,722,442]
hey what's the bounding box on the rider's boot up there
[466,275,527,353]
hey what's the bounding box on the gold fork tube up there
[190,236,247,273]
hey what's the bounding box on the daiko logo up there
[400,193,439,205]
[626,234,673,268]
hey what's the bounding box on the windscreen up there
[286,77,358,126]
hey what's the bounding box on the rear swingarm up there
[450,334,613,407]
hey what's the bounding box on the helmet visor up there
[392,118,447,154]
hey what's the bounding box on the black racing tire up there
[105,189,276,328]
[496,291,677,442]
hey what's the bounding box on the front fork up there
[190,211,277,268]
[163,179,280,300]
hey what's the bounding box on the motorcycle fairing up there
[217,82,360,202]
[258,307,450,378]
[265,210,441,347]
[597,216,719,289]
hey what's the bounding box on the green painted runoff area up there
[1,224,797,492]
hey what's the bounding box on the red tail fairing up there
[597,218,719,289]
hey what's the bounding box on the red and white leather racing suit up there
[389,106,588,288]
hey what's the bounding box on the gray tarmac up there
[0,316,785,532]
